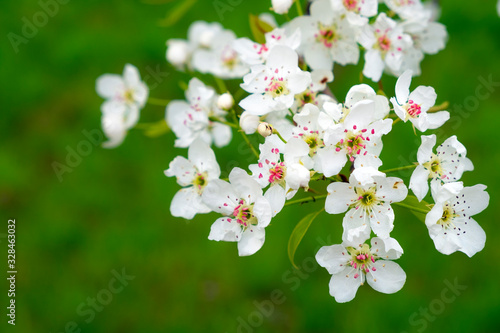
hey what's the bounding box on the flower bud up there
[271,0,294,14]
[166,39,190,67]
[199,30,216,48]
[257,122,274,137]
[239,111,260,134]
[217,93,234,110]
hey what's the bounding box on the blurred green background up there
[1,0,499,332]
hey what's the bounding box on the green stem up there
[393,202,429,214]
[393,117,401,125]
[381,164,416,173]
[273,128,287,144]
[228,108,259,158]
[209,117,238,129]
[428,101,449,113]
[147,97,170,106]
[214,76,227,94]
[295,0,303,16]
[240,130,259,158]
[285,194,328,207]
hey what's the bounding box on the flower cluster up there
[96,0,489,303]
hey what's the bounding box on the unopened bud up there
[257,122,274,137]
[217,93,234,110]
[166,39,190,67]
[271,0,294,14]
[240,112,260,134]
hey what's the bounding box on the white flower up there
[319,97,392,176]
[290,0,360,70]
[166,39,191,69]
[291,103,330,158]
[399,19,448,75]
[330,0,378,26]
[410,134,474,201]
[188,21,223,48]
[316,237,406,303]
[165,139,220,219]
[272,0,294,14]
[166,78,232,148]
[96,64,149,148]
[402,20,447,56]
[239,46,311,115]
[425,181,488,257]
[326,167,408,242]
[391,70,450,132]
[249,135,313,215]
[383,0,431,21]
[192,28,249,79]
[202,168,273,256]
[358,13,413,81]
[290,69,335,113]
[233,28,301,66]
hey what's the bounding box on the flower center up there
[406,100,422,118]
[269,162,286,184]
[423,154,446,180]
[315,23,337,48]
[437,203,459,229]
[266,79,289,98]
[232,199,256,228]
[303,132,323,155]
[337,127,373,162]
[221,46,238,70]
[346,244,377,278]
[343,0,359,11]
[354,187,379,211]
[123,89,135,103]
[295,89,318,108]
[377,34,391,52]
[256,43,269,55]
[192,172,209,195]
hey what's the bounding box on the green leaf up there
[158,0,197,27]
[249,14,274,44]
[398,195,432,223]
[287,208,324,269]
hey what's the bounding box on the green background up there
[1,0,499,332]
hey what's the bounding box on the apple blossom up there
[358,13,413,81]
[410,134,474,201]
[391,70,450,132]
[326,167,408,242]
[165,139,221,219]
[202,168,272,256]
[316,237,406,302]
[166,78,232,148]
[425,181,488,257]
[290,0,360,70]
[239,46,311,115]
[96,64,149,148]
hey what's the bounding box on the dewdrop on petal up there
[271,0,294,14]
[257,122,274,137]
[217,92,234,110]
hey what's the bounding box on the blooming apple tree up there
[96,0,489,303]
